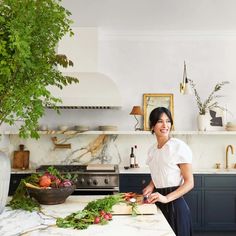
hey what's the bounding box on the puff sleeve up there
[173,140,192,164]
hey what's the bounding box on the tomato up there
[93,216,100,224]
[39,175,51,187]
[123,192,136,201]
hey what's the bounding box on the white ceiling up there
[61,0,236,31]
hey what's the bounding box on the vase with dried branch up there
[188,80,229,131]
[189,80,229,115]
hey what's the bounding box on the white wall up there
[43,28,236,132]
[7,28,236,170]
[99,30,236,130]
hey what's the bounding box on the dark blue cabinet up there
[8,173,31,196]
[119,173,151,194]
[203,175,236,231]
[204,190,236,230]
[184,175,202,230]
[120,173,236,232]
[185,174,236,232]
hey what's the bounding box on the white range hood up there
[47,72,122,109]
[51,28,122,109]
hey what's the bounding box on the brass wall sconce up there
[130,106,144,131]
[180,61,192,95]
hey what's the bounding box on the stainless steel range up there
[36,164,119,195]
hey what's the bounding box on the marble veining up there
[61,134,121,165]
[0,196,175,236]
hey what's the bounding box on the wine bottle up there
[134,145,139,168]
[130,147,135,168]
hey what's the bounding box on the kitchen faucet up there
[225,145,234,169]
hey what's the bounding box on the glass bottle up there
[134,145,139,168]
[130,147,135,168]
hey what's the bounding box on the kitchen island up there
[0,196,175,236]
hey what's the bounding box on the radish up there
[93,216,100,224]
[99,210,106,217]
[103,214,110,221]
[106,213,112,220]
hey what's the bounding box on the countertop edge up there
[11,167,236,175]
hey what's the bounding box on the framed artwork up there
[207,107,226,131]
[143,93,174,131]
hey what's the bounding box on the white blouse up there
[146,138,192,188]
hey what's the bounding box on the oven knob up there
[104,178,109,184]
[93,180,98,185]
[87,179,92,185]
[79,178,85,184]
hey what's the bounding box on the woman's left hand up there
[148,192,168,204]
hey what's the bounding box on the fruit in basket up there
[26,184,76,205]
[24,167,76,204]
[29,167,75,189]
[39,175,51,187]
[8,166,77,211]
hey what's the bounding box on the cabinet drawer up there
[204,175,236,188]
[119,174,151,187]
[119,174,151,194]
[204,189,236,230]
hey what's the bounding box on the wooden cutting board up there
[13,145,30,169]
[112,202,157,215]
[112,194,157,215]
[86,164,115,171]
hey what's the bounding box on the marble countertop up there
[120,166,236,174]
[0,196,175,236]
[12,167,236,175]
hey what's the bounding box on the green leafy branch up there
[0,0,78,139]
[189,80,229,115]
[56,194,124,230]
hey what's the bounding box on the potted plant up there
[0,0,78,214]
[189,80,229,131]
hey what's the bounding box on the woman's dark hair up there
[149,107,173,134]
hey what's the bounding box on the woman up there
[143,107,194,236]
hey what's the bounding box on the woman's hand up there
[148,192,168,204]
[142,181,155,197]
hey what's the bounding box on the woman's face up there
[152,112,171,138]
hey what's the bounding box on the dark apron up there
[155,186,193,236]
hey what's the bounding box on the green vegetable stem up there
[56,194,124,230]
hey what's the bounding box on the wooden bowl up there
[26,185,76,205]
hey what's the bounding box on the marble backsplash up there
[4,133,236,171]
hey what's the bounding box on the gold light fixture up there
[130,106,144,131]
[180,61,192,95]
